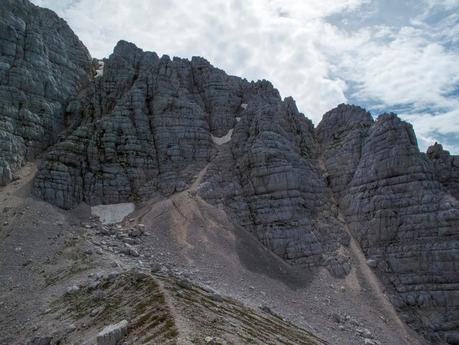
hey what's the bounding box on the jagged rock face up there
[316,104,374,203]
[200,94,350,269]
[4,2,455,341]
[319,113,459,344]
[33,40,350,272]
[33,41,241,208]
[0,0,92,185]
[427,143,459,200]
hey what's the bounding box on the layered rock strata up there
[0,0,92,185]
[33,40,350,272]
[318,109,459,344]
[427,142,459,200]
[1,2,458,343]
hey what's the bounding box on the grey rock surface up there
[427,142,459,200]
[33,41,350,273]
[96,320,128,345]
[0,0,92,186]
[200,92,350,269]
[33,41,234,208]
[1,2,457,343]
[316,104,373,204]
[319,111,459,344]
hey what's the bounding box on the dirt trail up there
[0,159,425,345]
[155,277,192,344]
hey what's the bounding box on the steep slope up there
[32,40,350,275]
[1,2,458,344]
[1,162,422,345]
[29,36,459,345]
[23,271,325,345]
[0,0,93,185]
[318,110,459,344]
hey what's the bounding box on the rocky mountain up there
[1,1,458,345]
[319,107,459,344]
[0,0,93,186]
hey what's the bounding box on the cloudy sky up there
[32,0,459,153]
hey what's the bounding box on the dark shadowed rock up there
[427,142,459,200]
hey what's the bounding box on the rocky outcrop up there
[200,95,350,269]
[96,320,129,345]
[0,0,93,185]
[32,41,350,272]
[316,104,373,203]
[33,41,239,208]
[1,2,455,342]
[319,112,459,344]
[427,142,459,200]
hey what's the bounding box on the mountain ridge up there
[1,1,459,344]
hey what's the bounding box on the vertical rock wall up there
[1,3,454,340]
[0,0,92,185]
[318,110,459,344]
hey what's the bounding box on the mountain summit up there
[1,1,458,344]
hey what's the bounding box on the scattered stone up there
[204,336,226,345]
[66,285,80,295]
[96,320,129,345]
[22,259,33,267]
[356,328,373,339]
[83,249,93,255]
[260,305,274,315]
[121,244,139,257]
[208,292,224,303]
[67,324,77,333]
[331,313,342,323]
[27,337,53,345]
[150,263,161,273]
[177,279,192,290]
[366,259,377,268]
[349,318,360,326]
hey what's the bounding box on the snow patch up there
[236,117,241,122]
[95,61,104,78]
[211,129,233,145]
[241,103,248,109]
[91,202,135,224]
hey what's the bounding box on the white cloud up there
[31,0,459,153]
[401,109,459,153]
[332,26,459,110]
[425,0,459,9]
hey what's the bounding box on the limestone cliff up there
[0,1,458,344]
[0,0,92,185]
[318,111,459,344]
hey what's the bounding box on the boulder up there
[96,320,128,345]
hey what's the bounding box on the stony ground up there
[0,163,426,345]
